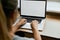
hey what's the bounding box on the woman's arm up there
[31,20,42,40]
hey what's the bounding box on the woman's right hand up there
[9,19,26,33]
[9,19,27,38]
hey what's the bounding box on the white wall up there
[47,0,60,13]
[18,0,60,8]
[47,0,60,2]
[18,0,20,8]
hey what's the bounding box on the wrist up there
[32,26,38,30]
[16,23,21,27]
[9,31,15,38]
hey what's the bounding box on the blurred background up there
[18,0,60,14]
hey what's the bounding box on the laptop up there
[20,0,47,30]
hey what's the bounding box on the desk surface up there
[18,14,60,39]
[41,15,60,39]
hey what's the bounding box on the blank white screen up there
[21,0,46,17]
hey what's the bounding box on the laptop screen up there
[21,0,46,18]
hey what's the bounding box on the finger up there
[22,18,26,20]
[32,20,39,23]
[22,19,27,21]
[24,19,27,21]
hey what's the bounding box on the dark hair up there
[0,1,12,40]
[1,0,18,18]
[1,0,18,31]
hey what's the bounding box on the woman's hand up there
[17,19,27,26]
[31,20,42,40]
[9,19,27,37]
[31,20,39,29]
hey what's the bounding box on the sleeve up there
[13,35,26,40]
[13,35,34,40]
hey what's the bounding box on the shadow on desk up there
[15,31,59,40]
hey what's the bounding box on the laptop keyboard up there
[27,18,42,23]
[21,17,42,23]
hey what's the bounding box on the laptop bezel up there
[20,0,47,19]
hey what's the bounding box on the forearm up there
[10,23,21,34]
[32,28,42,40]
[9,24,21,38]
[12,22,22,29]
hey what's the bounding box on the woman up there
[0,0,42,40]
